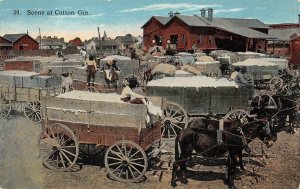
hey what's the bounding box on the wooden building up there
[0,36,12,50]
[3,34,39,50]
[142,9,272,52]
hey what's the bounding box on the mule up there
[171,118,277,189]
[250,94,298,133]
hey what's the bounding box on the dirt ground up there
[0,116,299,189]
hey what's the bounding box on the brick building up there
[290,33,300,65]
[3,33,39,50]
[142,9,272,53]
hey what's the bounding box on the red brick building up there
[142,10,272,52]
[69,37,84,49]
[3,34,39,50]
[289,33,300,65]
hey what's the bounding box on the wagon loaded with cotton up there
[39,90,163,182]
[145,76,254,138]
[0,70,61,122]
[232,59,279,89]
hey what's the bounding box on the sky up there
[0,0,300,41]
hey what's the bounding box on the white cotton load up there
[101,55,131,61]
[233,59,277,67]
[180,65,202,75]
[57,90,125,103]
[195,60,220,65]
[152,63,176,76]
[196,56,215,62]
[0,70,38,77]
[147,76,239,88]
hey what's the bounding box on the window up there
[209,36,213,45]
[181,34,185,44]
[197,35,201,44]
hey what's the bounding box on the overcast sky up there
[0,0,299,41]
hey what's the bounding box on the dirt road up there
[0,117,299,189]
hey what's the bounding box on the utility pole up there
[97,27,102,54]
[39,28,41,49]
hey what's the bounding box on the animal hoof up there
[180,179,189,184]
[171,181,177,187]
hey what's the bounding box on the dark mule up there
[171,118,277,189]
[250,94,299,133]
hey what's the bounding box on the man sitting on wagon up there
[231,66,251,86]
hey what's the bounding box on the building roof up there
[3,34,26,43]
[115,34,136,45]
[90,39,119,47]
[143,15,273,39]
[41,41,65,46]
[69,38,84,46]
[269,28,300,41]
[0,36,12,47]
[3,33,39,44]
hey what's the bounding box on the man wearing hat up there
[84,54,98,87]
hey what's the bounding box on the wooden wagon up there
[39,91,163,182]
[145,76,254,138]
[0,71,61,122]
[232,59,280,89]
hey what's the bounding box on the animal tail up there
[174,135,180,161]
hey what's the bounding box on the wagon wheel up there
[269,76,283,92]
[39,123,79,171]
[0,93,12,118]
[85,86,99,93]
[105,140,148,182]
[161,102,188,139]
[243,74,254,85]
[79,144,105,157]
[24,100,41,122]
[224,109,251,125]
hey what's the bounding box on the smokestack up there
[207,8,213,21]
[298,14,300,24]
[200,8,206,17]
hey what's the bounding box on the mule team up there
[170,94,298,189]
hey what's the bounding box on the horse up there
[250,94,299,133]
[170,118,277,189]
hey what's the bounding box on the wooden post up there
[39,28,41,50]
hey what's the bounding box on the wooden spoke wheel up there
[24,100,42,122]
[85,86,99,93]
[0,93,12,118]
[105,140,148,182]
[269,76,283,92]
[79,144,105,157]
[243,74,254,85]
[224,109,251,125]
[161,102,188,139]
[39,123,79,171]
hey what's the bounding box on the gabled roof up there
[0,36,12,46]
[3,33,39,44]
[3,34,26,42]
[269,28,300,41]
[141,16,172,28]
[143,15,274,39]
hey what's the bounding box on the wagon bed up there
[145,76,254,138]
[39,91,163,182]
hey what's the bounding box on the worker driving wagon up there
[231,66,251,87]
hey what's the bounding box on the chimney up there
[298,14,300,24]
[207,8,213,21]
[168,11,174,17]
[200,8,206,17]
